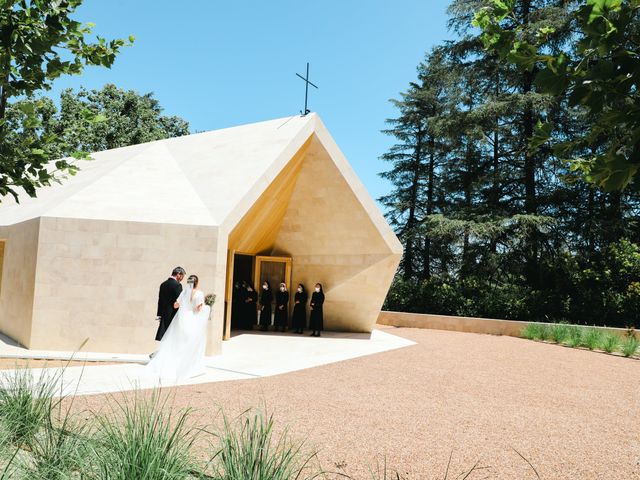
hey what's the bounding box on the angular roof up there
[0,113,402,253]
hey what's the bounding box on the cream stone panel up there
[29,217,222,354]
[0,219,40,347]
[273,135,401,333]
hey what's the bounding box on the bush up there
[207,409,320,480]
[0,368,58,448]
[602,333,620,354]
[92,391,198,480]
[582,328,605,350]
[566,325,583,347]
[549,323,570,343]
[621,336,640,358]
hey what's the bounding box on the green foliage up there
[621,335,640,357]
[474,0,640,192]
[522,323,542,340]
[582,327,606,350]
[0,0,132,202]
[208,409,320,480]
[0,368,57,447]
[566,325,584,347]
[601,333,620,353]
[550,323,570,344]
[93,391,198,480]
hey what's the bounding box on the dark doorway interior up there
[231,254,254,330]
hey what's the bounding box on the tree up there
[6,85,190,161]
[0,0,133,202]
[54,84,189,153]
[474,0,640,192]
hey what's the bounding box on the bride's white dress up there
[146,286,210,382]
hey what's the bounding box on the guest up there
[292,283,308,334]
[231,281,241,329]
[259,280,273,331]
[309,283,325,337]
[243,282,258,329]
[274,282,289,332]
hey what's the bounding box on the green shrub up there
[566,325,583,347]
[521,323,542,340]
[208,409,320,480]
[550,323,570,343]
[582,328,605,350]
[602,333,621,354]
[19,421,90,480]
[93,391,198,480]
[621,336,640,357]
[0,368,59,448]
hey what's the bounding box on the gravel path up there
[77,326,640,479]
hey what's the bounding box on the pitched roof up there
[0,114,315,227]
[0,113,402,254]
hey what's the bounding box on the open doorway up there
[230,253,254,331]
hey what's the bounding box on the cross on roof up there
[296,62,318,116]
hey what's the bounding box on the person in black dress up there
[259,280,273,331]
[243,283,258,329]
[292,283,308,334]
[309,283,325,337]
[231,281,241,329]
[274,282,289,332]
[155,266,185,341]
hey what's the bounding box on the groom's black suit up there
[155,277,183,341]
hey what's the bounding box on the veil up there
[178,282,194,313]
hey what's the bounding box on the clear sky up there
[49,1,453,203]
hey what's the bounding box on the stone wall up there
[28,217,222,354]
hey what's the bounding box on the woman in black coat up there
[292,284,308,334]
[243,283,258,329]
[274,282,289,332]
[259,280,273,331]
[309,283,325,337]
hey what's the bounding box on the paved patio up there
[0,329,414,396]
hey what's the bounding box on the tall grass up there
[207,408,322,480]
[549,323,570,344]
[93,391,199,480]
[602,333,620,354]
[621,336,640,357]
[582,328,606,350]
[0,368,59,447]
[566,325,583,348]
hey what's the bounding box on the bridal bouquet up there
[205,293,216,321]
[205,293,216,306]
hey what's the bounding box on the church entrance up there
[223,253,292,340]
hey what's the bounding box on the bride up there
[146,274,210,381]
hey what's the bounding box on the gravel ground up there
[76,326,640,479]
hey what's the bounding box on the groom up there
[155,266,186,341]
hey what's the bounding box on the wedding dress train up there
[146,285,210,382]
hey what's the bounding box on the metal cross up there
[296,62,318,116]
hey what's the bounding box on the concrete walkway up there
[0,329,415,396]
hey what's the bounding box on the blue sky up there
[50,1,453,203]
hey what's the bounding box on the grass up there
[582,328,606,350]
[93,391,199,480]
[521,323,638,358]
[621,336,640,357]
[0,368,59,448]
[549,323,570,344]
[207,408,321,480]
[602,333,620,353]
[566,325,583,348]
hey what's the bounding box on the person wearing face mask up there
[274,282,289,332]
[259,280,273,331]
[292,283,308,334]
[309,283,325,337]
[243,282,258,330]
